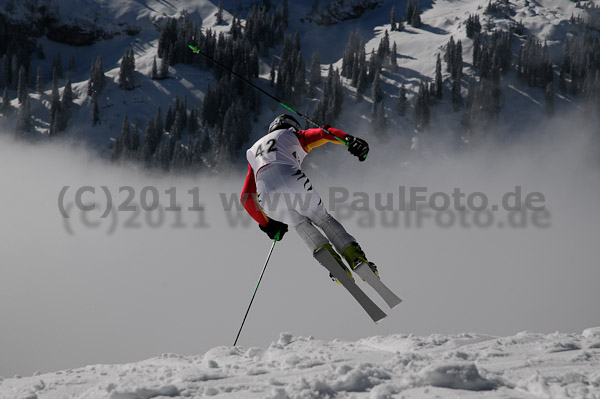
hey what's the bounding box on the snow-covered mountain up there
[0,0,597,168]
[2,328,600,398]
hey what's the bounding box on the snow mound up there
[107,384,180,399]
[419,362,497,391]
[2,328,600,398]
[583,327,600,349]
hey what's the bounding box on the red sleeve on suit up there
[296,126,348,153]
[241,163,269,227]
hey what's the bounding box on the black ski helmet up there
[268,114,301,133]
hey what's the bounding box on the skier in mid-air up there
[241,114,379,282]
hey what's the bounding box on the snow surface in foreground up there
[1,328,600,399]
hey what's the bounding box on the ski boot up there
[342,242,380,278]
[315,243,354,284]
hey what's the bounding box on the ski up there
[314,247,387,323]
[354,262,403,309]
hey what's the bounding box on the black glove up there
[345,135,369,161]
[259,219,288,241]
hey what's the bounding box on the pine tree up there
[15,94,30,137]
[2,87,11,115]
[407,0,415,24]
[27,63,33,91]
[454,40,463,80]
[466,14,481,38]
[397,84,407,116]
[172,111,184,141]
[452,78,462,111]
[188,106,199,135]
[171,143,188,171]
[131,119,141,155]
[466,77,475,110]
[411,3,422,28]
[155,107,164,138]
[367,50,380,83]
[49,108,58,137]
[2,54,10,89]
[391,6,397,31]
[473,33,481,69]
[160,56,169,79]
[414,82,430,131]
[88,56,106,96]
[216,0,224,25]
[275,32,307,105]
[92,93,99,125]
[283,0,289,26]
[96,57,106,90]
[342,30,358,79]
[165,105,174,133]
[112,115,130,161]
[428,82,436,105]
[36,66,44,94]
[435,53,443,99]
[61,73,73,128]
[398,16,405,31]
[88,58,96,95]
[308,52,321,96]
[10,54,18,89]
[119,49,135,90]
[50,68,61,135]
[17,65,27,104]
[372,70,383,104]
[145,116,158,155]
[120,115,131,154]
[445,36,455,72]
[62,73,73,106]
[270,57,276,87]
[151,56,158,79]
[201,128,212,154]
[333,67,344,117]
[356,64,368,102]
[391,42,398,71]
[377,30,390,65]
[558,69,567,95]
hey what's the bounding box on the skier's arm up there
[241,164,269,227]
[297,126,348,152]
[241,164,289,240]
[298,126,369,161]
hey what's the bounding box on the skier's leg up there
[298,191,379,277]
[313,214,355,256]
[312,213,379,276]
[294,218,328,252]
[295,218,353,283]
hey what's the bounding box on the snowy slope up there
[1,328,600,398]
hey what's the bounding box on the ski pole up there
[233,231,280,346]
[188,44,366,160]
